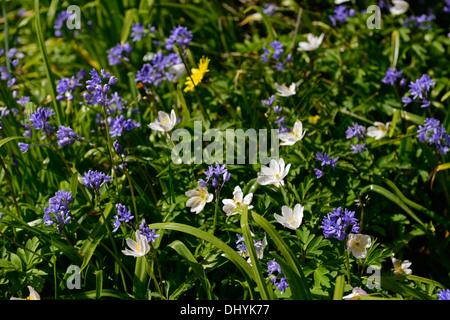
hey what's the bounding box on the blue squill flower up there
[321,207,360,241]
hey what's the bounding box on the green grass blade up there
[271,252,306,300]
[133,256,149,299]
[58,289,131,300]
[359,184,427,229]
[34,0,62,125]
[244,5,276,40]
[120,9,135,44]
[240,205,273,300]
[383,178,448,228]
[79,202,114,272]
[332,275,345,300]
[390,30,400,69]
[145,222,255,286]
[95,269,103,299]
[0,136,25,149]
[380,275,433,300]
[168,240,213,300]
[251,212,312,299]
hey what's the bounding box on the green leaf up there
[243,5,276,40]
[95,270,103,300]
[0,136,25,149]
[145,222,256,288]
[271,252,305,300]
[133,256,149,299]
[34,0,62,126]
[120,9,135,44]
[251,212,312,299]
[313,266,331,289]
[390,30,400,69]
[359,184,427,229]
[168,240,213,300]
[332,275,345,300]
[58,289,131,300]
[79,202,114,272]
[384,178,448,228]
[380,275,434,300]
[240,205,273,300]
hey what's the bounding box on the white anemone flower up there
[222,186,253,216]
[148,109,177,132]
[168,63,186,82]
[274,203,304,230]
[279,120,306,146]
[346,233,372,259]
[342,287,369,300]
[10,286,40,300]
[391,255,412,275]
[238,232,267,264]
[297,33,324,51]
[185,181,214,214]
[275,82,296,97]
[122,230,150,258]
[335,0,351,4]
[367,121,390,140]
[257,158,291,187]
[390,0,409,15]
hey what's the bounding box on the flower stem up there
[101,104,119,196]
[344,243,352,285]
[295,228,306,267]
[211,189,220,236]
[0,154,21,219]
[175,46,210,123]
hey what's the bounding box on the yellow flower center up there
[198,189,208,201]
[135,243,141,252]
[160,118,171,126]
[394,266,405,274]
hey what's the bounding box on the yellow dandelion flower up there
[184,56,210,92]
[308,115,320,124]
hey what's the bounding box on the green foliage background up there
[0,0,449,300]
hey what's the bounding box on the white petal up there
[269,159,280,174]
[274,213,286,226]
[243,193,253,205]
[126,238,137,251]
[277,158,285,175]
[233,186,243,199]
[185,190,199,197]
[390,0,409,15]
[122,248,140,257]
[148,122,164,132]
[191,202,206,214]
[157,110,170,121]
[260,164,275,176]
[257,174,276,185]
[282,163,291,179]
[281,205,292,219]
[170,109,177,125]
[223,203,236,215]
[222,199,235,205]
[293,203,304,223]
